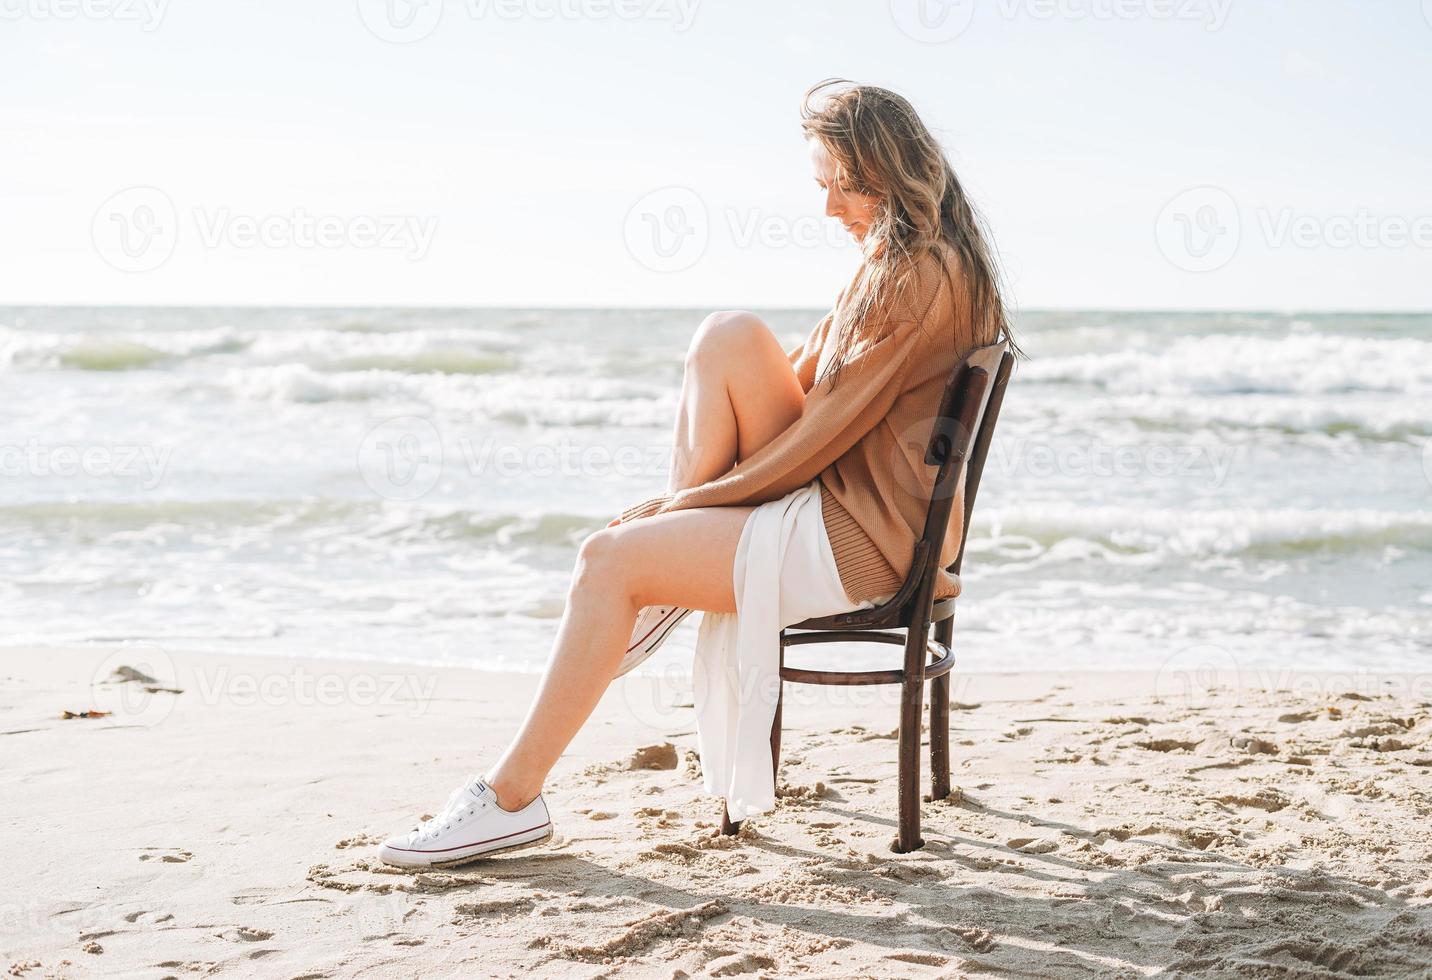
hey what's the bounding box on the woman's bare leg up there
[668,311,806,492]
[484,311,805,811]
[484,506,750,810]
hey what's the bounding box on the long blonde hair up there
[800,79,1023,391]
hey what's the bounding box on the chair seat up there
[787,579,960,632]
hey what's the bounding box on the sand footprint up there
[1137,738,1201,753]
[627,742,679,770]
[154,960,218,973]
[1006,837,1059,854]
[951,926,998,953]
[706,951,777,975]
[885,950,948,967]
[554,899,728,962]
[453,896,538,920]
[122,909,174,923]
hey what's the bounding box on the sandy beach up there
[6,0,1430,977]
[3,644,1430,978]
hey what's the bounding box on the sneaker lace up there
[414,776,490,840]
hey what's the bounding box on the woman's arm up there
[605,311,831,529]
[616,314,945,524]
[786,310,833,395]
[614,253,965,526]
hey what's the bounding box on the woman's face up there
[810,139,880,243]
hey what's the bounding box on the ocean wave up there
[0,497,363,528]
[1011,392,1432,442]
[215,362,540,405]
[0,498,607,550]
[969,504,1432,562]
[968,501,1432,561]
[0,325,253,371]
[0,323,527,375]
[1133,399,1432,442]
[8,496,1426,565]
[222,363,398,403]
[333,351,520,375]
[208,363,676,427]
[58,339,171,371]
[1022,333,1432,396]
[239,327,525,367]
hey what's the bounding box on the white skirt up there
[693,477,882,821]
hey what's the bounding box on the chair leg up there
[929,616,954,801]
[720,804,740,836]
[929,672,950,801]
[770,677,784,796]
[894,630,927,853]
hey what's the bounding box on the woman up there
[378,79,1017,869]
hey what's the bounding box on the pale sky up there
[2,0,1429,310]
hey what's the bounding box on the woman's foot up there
[378,775,553,869]
[617,604,695,676]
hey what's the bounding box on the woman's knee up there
[686,310,771,367]
[573,528,630,594]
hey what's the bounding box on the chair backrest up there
[827,338,1013,630]
[923,339,1015,582]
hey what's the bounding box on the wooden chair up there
[720,339,1014,853]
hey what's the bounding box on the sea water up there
[1,307,1428,674]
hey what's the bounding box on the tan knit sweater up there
[617,242,982,604]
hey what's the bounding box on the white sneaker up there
[377,775,553,869]
[616,604,695,677]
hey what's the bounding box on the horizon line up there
[3,302,1430,317]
